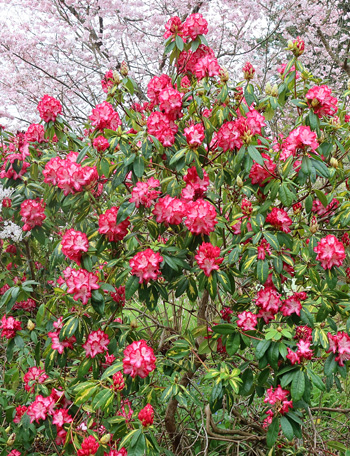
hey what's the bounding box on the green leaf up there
[101,362,123,380]
[212,324,237,335]
[291,370,305,401]
[324,353,337,377]
[226,333,240,356]
[314,189,327,208]
[279,184,294,206]
[125,274,139,300]
[280,416,294,441]
[255,339,271,359]
[307,369,325,391]
[74,384,99,405]
[257,260,269,284]
[266,416,279,448]
[187,277,198,302]
[207,272,217,299]
[247,145,264,166]
[169,148,187,165]
[45,349,57,374]
[77,358,93,379]
[92,389,114,412]
[263,232,280,250]
[116,201,135,224]
[60,317,79,340]
[175,34,184,51]
[133,156,144,178]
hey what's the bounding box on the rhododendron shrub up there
[1,18,350,456]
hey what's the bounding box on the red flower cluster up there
[123,339,156,378]
[83,330,110,358]
[241,198,253,216]
[266,207,292,233]
[0,315,22,339]
[312,198,339,217]
[185,199,218,235]
[153,196,186,225]
[263,386,293,427]
[129,177,161,208]
[61,229,89,265]
[13,298,37,311]
[77,435,99,456]
[147,74,172,104]
[184,123,205,148]
[25,123,46,143]
[163,16,185,40]
[129,248,163,283]
[249,153,276,186]
[257,239,271,260]
[255,286,281,323]
[306,85,338,118]
[220,307,233,322]
[101,70,115,93]
[98,207,130,242]
[294,325,312,341]
[178,45,220,80]
[138,404,154,427]
[20,198,46,231]
[287,339,313,365]
[195,242,223,277]
[43,152,100,196]
[23,366,48,393]
[58,267,99,305]
[159,86,184,120]
[242,61,255,80]
[48,317,76,354]
[110,286,125,306]
[327,332,350,366]
[314,235,345,269]
[13,405,27,424]
[147,111,178,147]
[93,135,109,152]
[237,311,258,331]
[280,293,304,317]
[89,101,121,131]
[112,371,125,391]
[164,13,207,41]
[37,95,62,123]
[182,166,209,201]
[280,126,319,161]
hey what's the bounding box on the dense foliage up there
[1,14,350,456]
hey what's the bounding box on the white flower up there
[0,184,15,212]
[0,221,23,242]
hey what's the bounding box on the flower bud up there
[265,82,272,95]
[5,426,11,434]
[130,319,138,329]
[330,157,338,169]
[242,62,255,81]
[219,67,229,82]
[6,433,16,446]
[113,70,121,85]
[310,216,318,234]
[271,84,279,97]
[27,319,35,331]
[99,434,111,445]
[236,175,243,188]
[120,61,129,77]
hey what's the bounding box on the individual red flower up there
[255,287,281,323]
[306,85,338,118]
[183,13,208,40]
[280,294,302,316]
[83,330,110,358]
[294,325,312,342]
[185,199,217,235]
[52,408,73,427]
[61,229,89,265]
[27,394,55,424]
[236,311,258,331]
[182,166,209,201]
[93,136,109,152]
[220,307,233,322]
[184,123,205,148]
[286,348,300,365]
[195,242,223,276]
[77,435,99,456]
[123,339,156,378]
[216,121,242,151]
[129,177,161,208]
[314,235,345,269]
[59,267,100,305]
[153,196,186,225]
[98,207,130,242]
[13,298,37,312]
[129,249,163,283]
[48,317,76,354]
[138,404,154,427]
[23,366,48,393]
[37,95,62,123]
[0,315,22,339]
[8,451,21,456]
[110,286,125,306]
[13,405,28,424]
[20,199,46,231]
[264,385,293,416]
[266,208,292,233]
[241,198,253,216]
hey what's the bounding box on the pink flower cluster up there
[182,166,209,201]
[147,74,172,104]
[195,242,223,277]
[216,110,266,151]
[185,199,218,235]
[37,95,62,123]
[306,85,338,118]
[178,45,220,80]
[13,298,36,312]
[314,235,345,269]
[147,111,178,147]
[153,196,186,225]
[20,198,46,231]
[83,330,110,358]
[164,13,208,41]
[101,70,114,93]
[257,239,271,260]
[98,207,130,242]
[110,286,125,306]
[93,135,109,152]
[327,332,350,366]
[266,208,292,233]
[237,311,258,331]
[25,124,46,143]
[263,386,293,427]
[61,229,89,265]
[138,404,154,427]
[89,101,121,131]
[123,339,156,378]
[48,317,76,354]
[255,287,281,323]
[129,177,161,208]
[249,153,276,186]
[280,126,319,161]
[159,86,184,120]
[77,435,99,456]
[184,123,205,148]
[312,198,339,217]
[0,315,22,339]
[287,339,313,365]
[58,267,99,305]
[43,152,100,196]
[23,366,48,393]
[112,371,125,391]
[129,248,163,284]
